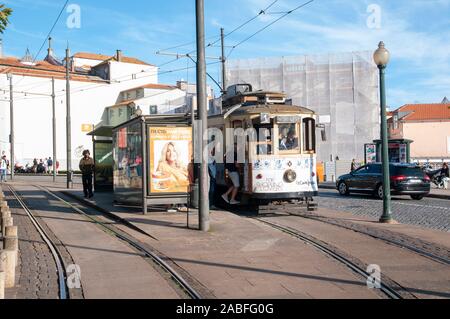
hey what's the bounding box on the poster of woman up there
[149,127,192,193]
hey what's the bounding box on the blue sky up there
[2,0,449,108]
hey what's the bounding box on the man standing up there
[0,154,7,183]
[79,150,95,198]
[351,159,357,172]
[442,162,449,190]
[208,147,217,210]
[47,157,53,174]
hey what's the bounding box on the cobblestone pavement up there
[318,189,450,232]
[4,190,59,299]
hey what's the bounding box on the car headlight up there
[284,169,297,183]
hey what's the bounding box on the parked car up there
[336,163,431,200]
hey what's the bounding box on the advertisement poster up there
[149,127,192,194]
[365,144,377,164]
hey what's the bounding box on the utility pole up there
[52,77,57,183]
[66,47,72,189]
[220,28,227,94]
[8,73,14,180]
[196,0,210,232]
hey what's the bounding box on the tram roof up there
[221,103,315,117]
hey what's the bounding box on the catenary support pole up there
[196,0,210,232]
[8,74,14,180]
[52,77,57,182]
[221,28,227,94]
[66,47,72,189]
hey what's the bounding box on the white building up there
[0,45,210,169]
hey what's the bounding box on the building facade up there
[0,46,204,169]
[388,102,450,162]
[226,51,381,163]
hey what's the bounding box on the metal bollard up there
[0,271,5,299]
[0,250,16,288]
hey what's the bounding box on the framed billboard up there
[365,143,377,164]
[148,126,192,194]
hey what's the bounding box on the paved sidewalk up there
[61,186,450,299]
[8,184,182,299]
[319,182,450,200]
[61,190,382,299]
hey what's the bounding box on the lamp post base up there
[379,216,397,224]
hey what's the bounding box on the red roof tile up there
[0,57,105,83]
[395,103,450,121]
[74,52,152,66]
[122,83,178,93]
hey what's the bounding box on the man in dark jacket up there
[79,150,95,198]
[442,162,449,190]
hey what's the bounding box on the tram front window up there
[254,124,273,155]
[278,123,299,151]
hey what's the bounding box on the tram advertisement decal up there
[252,156,318,193]
[149,127,192,194]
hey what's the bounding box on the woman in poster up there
[156,142,189,185]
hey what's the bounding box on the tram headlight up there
[284,169,297,183]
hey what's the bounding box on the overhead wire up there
[227,0,315,58]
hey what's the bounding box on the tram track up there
[7,185,69,300]
[35,185,204,300]
[253,216,406,299]
[285,210,450,266]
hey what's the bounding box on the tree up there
[0,4,13,34]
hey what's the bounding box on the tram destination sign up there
[276,115,302,124]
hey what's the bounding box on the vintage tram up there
[208,84,319,212]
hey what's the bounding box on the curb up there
[318,184,450,200]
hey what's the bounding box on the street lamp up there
[374,41,394,223]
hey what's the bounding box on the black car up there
[336,163,431,200]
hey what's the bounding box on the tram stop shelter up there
[88,126,114,192]
[112,115,193,214]
[365,138,413,164]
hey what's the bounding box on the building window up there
[393,114,399,130]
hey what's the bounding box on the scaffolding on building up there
[226,51,381,163]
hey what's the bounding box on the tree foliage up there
[0,4,13,34]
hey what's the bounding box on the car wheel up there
[375,184,384,200]
[338,182,349,196]
[411,195,424,200]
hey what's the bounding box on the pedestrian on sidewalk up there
[208,146,217,210]
[442,162,449,190]
[222,145,241,205]
[44,158,49,174]
[47,157,53,174]
[79,150,95,198]
[56,160,60,174]
[0,154,8,182]
[351,159,357,172]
